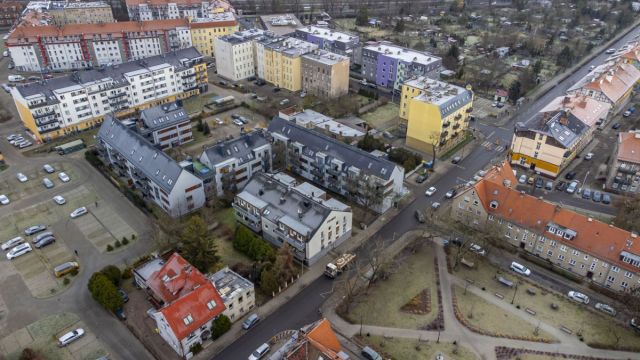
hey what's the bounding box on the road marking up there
[486,131,495,139]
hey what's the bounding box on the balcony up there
[311,168,324,177]
[442,122,451,128]
[326,167,342,176]
[38,124,60,134]
[452,123,460,130]
[181,72,196,79]
[34,109,55,119]
[440,131,449,138]
[466,107,473,113]
[108,92,126,99]
[28,100,47,109]
[110,99,129,107]
[35,115,58,126]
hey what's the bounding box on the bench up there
[497,276,514,287]
[525,308,536,316]
[495,293,504,299]
[560,326,573,334]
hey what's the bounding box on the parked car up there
[273,87,281,92]
[534,177,543,188]
[58,328,84,347]
[582,188,592,199]
[415,174,427,183]
[445,188,457,198]
[118,288,129,303]
[232,119,244,126]
[555,181,567,191]
[431,202,441,209]
[544,181,553,191]
[566,181,579,194]
[248,343,270,360]
[24,225,46,236]
[70,207,88,218]
[34,236,55,249]
[299,91,306,98]
[425,187,437,196]
[231,113,241,119]
[518,174,527,184]
[567,291,590,304]
[242,314,260,330]
[605,48,616,54]
[53,195,66,205]
[115,308,126,321]
[527,176,535,185]
[631,318,640,332]
[58,172,70,182]
[43,164,55,173]
[361,346,383,360]
[469,243,486,256]
[510,261,531,276]
[16,172,28,182]
[415,210,425,223]
[584,152,594,160]
[214,118,223,125]
[18,141,32,149]
[623,110,632,117]
[451,156,462,164]
[33,231,53,244]
[592,191,602,202]
[595,303,617,316]
[6,243,32,260]
[602,194,612,204]
[42,178,54,189]
[0,194,9,205]
[612,123,621,129]
[564,171,577,180]
[1,236,24,251]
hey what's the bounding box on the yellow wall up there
[405,100,443,153]
[14,100,40,141]
[264,49,303,92]
[510,153,560,176]
[399,83,423,120]
[190,24,238,57]
[331,59,349,97]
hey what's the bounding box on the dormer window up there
[548,226,557,234]
[489,200,498,209]
[183,314,193,325]
[207,300,217,310]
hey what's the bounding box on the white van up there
[6,243,32,260]
[510,261,531,276]
[8,75,24,82]
[58,328,84,347]
[248,343,269,360]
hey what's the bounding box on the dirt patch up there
[400,288,431,315]
[495,346,619,360]
[355,335,479,360]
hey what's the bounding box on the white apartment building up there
[97,117,206,217]
[199,130,272,196]
[208,267,255,322]
[11,47,206,141]
[234,172,353,265]
[214,28,264,81]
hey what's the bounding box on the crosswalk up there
[480,140,505,152]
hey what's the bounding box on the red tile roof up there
[617,131,640,164]
[149,253,226,340]
[473,162,640,273]
[306,319,342,356]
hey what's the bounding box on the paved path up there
[323,239,640,360]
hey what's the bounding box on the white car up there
[248,343,270,360]
[510,261,531,276]
[584,153,594,160]
[567,291,590,304]
[16,173,28,182]
[53,195,66,205]
[6,243,32,260]
[518,174,527,184]
[1,236,24,251]
[58,172,70,182]
[70,207,88,219]
[469,243,486,256]
[58,328,85,347]
[605,48,616,54]
[594,302,617,316]
[431,202,441,209]
[425,187,437,196]
[0,194,9,205]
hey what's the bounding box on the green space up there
[360,103,399,130]
[183,94,216,114]
[24,128,98,157]
[358,335,478,360]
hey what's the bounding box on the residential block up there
[302,50,349,99]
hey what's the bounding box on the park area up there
[357,335,478,360]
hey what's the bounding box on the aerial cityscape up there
[0,0,639,359]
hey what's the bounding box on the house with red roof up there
[452,161,640,292]
[607,129,640,194]
[270,318,350,359]
[147,253,226,358]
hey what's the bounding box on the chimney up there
[559,112,569,126]
[587,217,593,222]
[298,208,303,219]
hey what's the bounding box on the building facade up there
[234,172,353,265]
[301,50,349,99]
[268,116,405,214]
[452,162,640,292]
[126,0,234,21]
[199,130,272,197]
[45,1,114,25]
[208,267,255,322]
[263,37,318,92]
[137,102,193,149]
[399,76,473,153]
[361,41,442,91]
[11,48,206,141]
[214,29,265,81]
[607,130,640,194]
[189,13,238,57]
[0,2,24,27]
[293,26,360,63]
[98,117,206,217]
[7,19,193,72]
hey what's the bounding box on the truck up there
[213,95,235,107]
[324,253,356,278]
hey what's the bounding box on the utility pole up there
[511,282,519,304]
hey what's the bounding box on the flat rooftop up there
[265,37,317,57]
[407,76,472,106]
[365,42,440,66]
[303,49,349,66]
[296,25,358,43]
[219,28,265,44]
[260,13,302,36]
[208,267,253,303]
[189,11,235,23]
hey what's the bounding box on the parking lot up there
[0,161,77,204]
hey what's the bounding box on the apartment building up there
[567,60,640,112]
[45,1,114,25]
[189,13,238,57]
[126,0,234,21]
[268,117,405,214]
[607,130,640,194]
[301,50,349,99]
[214,28,265,81]
[7,19,193,72]
[278,107,365,140]
[98,117,206,217]
[146,253,226,358]
[11,48,206,141]
[361,41,442,91]
[0,2,23,26]
[263,37,318,92]
[452,162,640,292]
[199,130,272,196]
[234,172,352,265]
[510,95,611,177]
[208,267,255,322]
[137,102,193,149]
[293,25,360,63]
[399,76,473,153]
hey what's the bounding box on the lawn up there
[215,207,237,232]
[449,254,640,350]
[24,128,99,157]
[183,94,216,114]
[453,286,556,342]
[346,242,440,329]
[358,335,478,360]
[360,103,399,131]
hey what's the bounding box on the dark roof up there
[268,117,397,180]
[517,110,587,149]
[97,116,183,192]
[201,131,270,166]
[139,103,189,131]
[16,47,202,99]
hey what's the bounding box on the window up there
[560,245,567,252]
[558,254,565,261]
[183,314,194,325]
[207,300,217,310]
[589,263,596,271]
[547,250,553,257]
[612,266,620,273]
[621,281,629,290]
[624,271,633,279]
[607,275,615,283]
[488,215,494,221]
[570,259,577,266]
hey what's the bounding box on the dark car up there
[612,123,621,130]
[118,288,129,303]
[445,188,457,198]
[555,181,567,191]
[415,174,427,183]
[415,210,425,223]
[34,236,55,249]
[254,79,266,86]
[115,308,126,321]
[602,194,612,204]
[564,171,577,180]
[273,87,281,92]
[535,177,544,188]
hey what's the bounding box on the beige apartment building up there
[301,50,349,99]
[452,162,640,292]
[49,1,114,25]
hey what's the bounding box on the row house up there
[261,37,318,92]
[47,1,114,25]
[293,25,361,64]
[510,95,611,177]
[11,47,206,141]
[274,318,351,359]
[214,28,266,81]
[0,2,24,26]
[267,116,405,214]
[97,116,206,217]
[136,102,193,149]
[6,19,193,72]
[234,172,352,265]
[301,49,350,99]
[126,0,234,21]
[452,162,640,292]
[198,130,272,197]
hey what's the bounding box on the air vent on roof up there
[489,200,498,209]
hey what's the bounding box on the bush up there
[233,226,275,262]
[131,234,136,240]
[211,315,232,339]
[63,278,70,285]
[19,348,45,360]
[84,149,104,168]
[70,269,79,276]
[106,244,114,252]
[122,238,129,245]
[122,267,133,279]
[189,343,203,355]
[100,265,122,286]
[388,148,423,172]
[114,240,122,248]
[88,272,124,312]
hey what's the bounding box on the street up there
[213,24,640,360]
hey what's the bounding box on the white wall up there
[307,210,352,260]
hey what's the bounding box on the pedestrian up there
[74,249,78,256]
[95,201,98,208]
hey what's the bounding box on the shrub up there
[189,343,203,355]
[122,267,133,279]
[114,240,122,248]
[70,269,79,276]
[84,149,104,168]
[63,278,70,285]
[211,315,232,339]
[100,265,122,286]
[106,244,114,252]
[131,234,136,240]
[233,225,275,262]
[122,238,129,245]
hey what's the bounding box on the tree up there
[180,215,220,273]
[425,131,441,166]
[355,7,369,26]
[271,140,287,171]
[100,265,122,286]
[88,272,124,312]
[620,286,640,319]
[613,196,640,233]
[211,315,232,339]
[556,46,574,68]
[273,243,297,282]
[514,0,528,11]
[394,19,405,33]
[443,44,461,70]
[532,59,543,75]
[362,237,389,292]
[414,40,426,51]
[260,265,279,295]
[357,133,385,152]
[202,122,211,135]
[429,38,437,48]
[19,349,45,360]
[233,225,275,262]
[508,80,521,104]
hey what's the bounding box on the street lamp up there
[511,282,519,304]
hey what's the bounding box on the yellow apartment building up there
[189,13,238,57]
[263,38,317,92]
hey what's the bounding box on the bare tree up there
[362,236,389,292]
[426,131,440,168]
[620,286,640,319]
[340,266,362,314]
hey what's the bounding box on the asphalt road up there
[214,25,640,360]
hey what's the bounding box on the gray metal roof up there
[16,47,203,98]
[201,130,269,167]
[208,267,253,303]
[139,102,189,131]
[97,116,184,193]
[268,117,397,180]
[517,111,587,149]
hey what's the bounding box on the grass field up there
[24,128,99,157]
[358,335,478,360]
[360,103,399,130]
